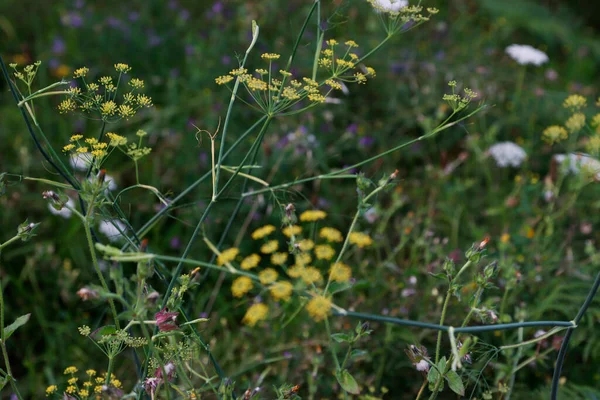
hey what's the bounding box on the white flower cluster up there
[554,153,600,180]
[505,44,549,66]
[488,141,527,167]
[48,197,76,219]
[99,219,127,242]
[370,0,408,13]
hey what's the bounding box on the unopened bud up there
[42,190,60,202]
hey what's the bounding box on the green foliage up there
[0,0,600,399]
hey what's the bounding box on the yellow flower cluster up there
[251,224,276,240]
[231,276,253,297]
[565,113,586,133]
[226,210,375,326]
[241,253,261,270]
[269,281,293,301]
[60,63,152,121]
[299,210,327,222]
[243,303,269,326]
[260,240,279,254]
[49,368,122,399]
[542,94,599,144]
[217,247,239,266]
[319,227,343,242]
[271,252,288,265]
[63,134,110,160]
[259,268,278,285]
[329,262,352,282]
[349,232,373,248]
[563,94,587,110]
[542,125,568,144]
[315,244,335,260]
[306,295,332,321]
[283,225,302,237]
[215,41,379,115]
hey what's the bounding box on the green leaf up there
[336,369,360,394]
[331,333,352,343]
[3,313,30,340]
[427,365,439,385]
[350,349,368,359]
[91,325,117,339]
[429,272,448,282]
[446,370,465,396]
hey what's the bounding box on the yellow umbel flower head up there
[329,262,352,282]
[306,295,332,321]
[231,276,253,298]
[299,210,327,222]
[243,303,268,326]
[251,225,276,240]
[269,281,293,301]
[217,247,239,266]
[349,232,373,248]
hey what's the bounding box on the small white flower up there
[48,196,75,219]
[415,359,429,372]
[69,153,92,171]
[408,276,417,285]
[370,0,408,13]
[488,141,527,167]
[554,153,600,180]
[99,219,126,242]
[505,44,549,66]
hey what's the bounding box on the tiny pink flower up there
[155,307,179,331]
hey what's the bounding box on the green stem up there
[324,317,341,370]
[333,310,573,333]
[243,106,485,198]
[0,236,20,251]
[213,21,259,195]
[0,276,25,400]
[83,218,120,329]
[324,183,387,293]
[505,319,524,400]
[434,288,452,364]
[105,356,115,385]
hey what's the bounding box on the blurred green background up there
[1,0,600,398]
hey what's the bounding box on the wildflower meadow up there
[1,1,600,399]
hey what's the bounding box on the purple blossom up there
[179,9,190,21]
[48,58,60,69]
[52,37,66,55]
[128,12,140,22]
[359,136,375,147]
[61,11,83,28]
[155,307,179,331]
[212,1,224,13]
[147,31,162,47]
[346,123,358,135]
[170,237,181,249]
[185,45,195,56]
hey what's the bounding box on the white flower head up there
[488,141,527,167]
[554,153,600,180]
[69,153,92,171]
[369,0,408,14]
[48,196,75,219]
[505,44,549,66]
[99,219,127,242]
[415,359,429,372]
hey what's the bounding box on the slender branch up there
[333,310,574,333]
